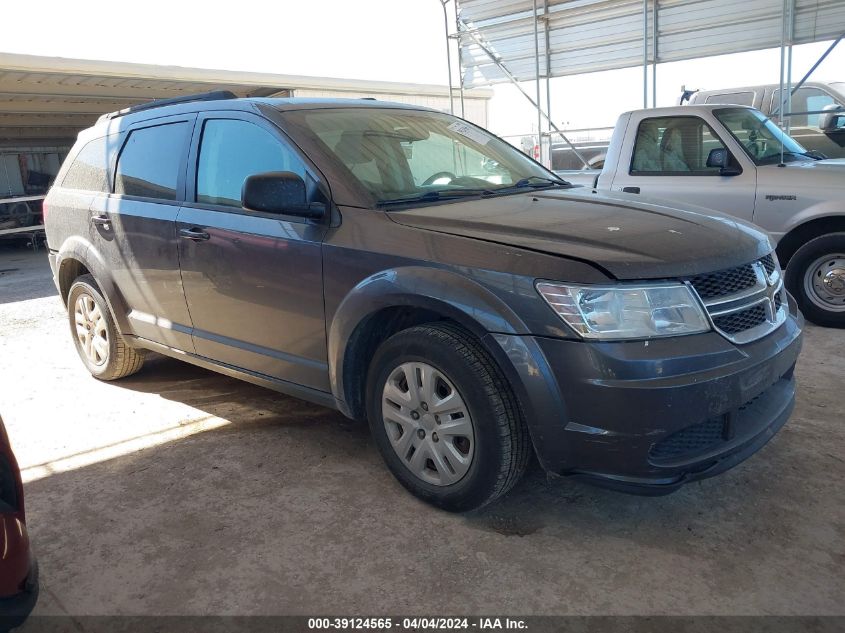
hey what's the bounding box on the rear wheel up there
[367,323,530,512]
[785,233,845,328]
[67,274,145,380]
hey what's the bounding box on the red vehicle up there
[0,416,38,630]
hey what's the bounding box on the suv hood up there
[388,188,770,279]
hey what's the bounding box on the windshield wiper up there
[377,189,492,206]
[377,176,571,207]
[803,149,827,160]
[758,151,811,165]
[488,175,571,194]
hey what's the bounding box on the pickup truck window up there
[713,107,809,165]
[631,116,725,175]
[705,92,755,107]
[770,87,839,127]
[289,108,555,204]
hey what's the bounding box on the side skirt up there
[128,336,340,411]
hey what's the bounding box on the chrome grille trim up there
[688,254,787,344]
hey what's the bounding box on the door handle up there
[179,227,211,242]
[90,214,111,226]
[622,186,640,194]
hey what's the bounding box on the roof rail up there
[98,90,239,122]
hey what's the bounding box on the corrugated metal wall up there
[458,0,845,86]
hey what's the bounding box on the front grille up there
[689,263,757,300]
[761,254,777,276]
[712,304,767,334]
[649,416,725,462]
[687,253,786,344]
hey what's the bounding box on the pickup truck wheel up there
[785,233,845,328]
[67,274,146,380]
[367,323,530,512]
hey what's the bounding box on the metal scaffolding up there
[442,0,845,168]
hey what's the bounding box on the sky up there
[3,0,844,137]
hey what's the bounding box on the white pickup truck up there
[557,104,845,327]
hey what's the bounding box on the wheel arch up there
[775,214,845,266]
[55,236,132,335]
[328,266,531,420]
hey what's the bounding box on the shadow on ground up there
[24,351,845,616]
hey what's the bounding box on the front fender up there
[55,235,132,336]
[327,266,532,412]
[778,203,845,239]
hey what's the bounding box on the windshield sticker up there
[448,121,490,145]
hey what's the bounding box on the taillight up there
[40,199,48,224]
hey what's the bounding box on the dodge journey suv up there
[44,92,803,511]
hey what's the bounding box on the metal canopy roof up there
[457,0,845,87]
[0,52,490,147]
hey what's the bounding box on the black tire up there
[366,323,531,512]
[67,274,145,380]
[784,232,845,328]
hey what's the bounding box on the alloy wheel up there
[74,294,110,366]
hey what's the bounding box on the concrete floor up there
[0,245,843,617]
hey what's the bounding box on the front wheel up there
[367,323,531,512]
[784,232,845,328]
[67,274,146,380]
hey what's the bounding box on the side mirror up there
[818,104,845,133]
[241,171,325,218]
[706,148,742,176]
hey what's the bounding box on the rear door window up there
[115,122,190,200]
[62,136,118,192]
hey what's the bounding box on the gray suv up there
[44,92,803,511]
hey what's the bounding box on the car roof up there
[84,96,437,140]
[619,104,756,117]
[693,81,835,96]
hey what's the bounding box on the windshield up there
[285,107,564,204]
[713,107,809,165]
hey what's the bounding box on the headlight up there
[536,281,710,340]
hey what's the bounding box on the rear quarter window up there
[61,136,117,192]
[704,92,755,106]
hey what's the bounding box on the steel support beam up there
[643,0,649,108]
[458,21,590,167]
[533,0,543,163]
[771,33,844,117]
[440,0,455,115]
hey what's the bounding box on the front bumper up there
[487,295,803,494]
[0,558,39,630]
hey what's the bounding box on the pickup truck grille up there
[688,254,787,344]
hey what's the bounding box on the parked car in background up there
[45,93,801,511]
[556,104,845,327]
[686,81,845,159]
[0,416,38,630]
